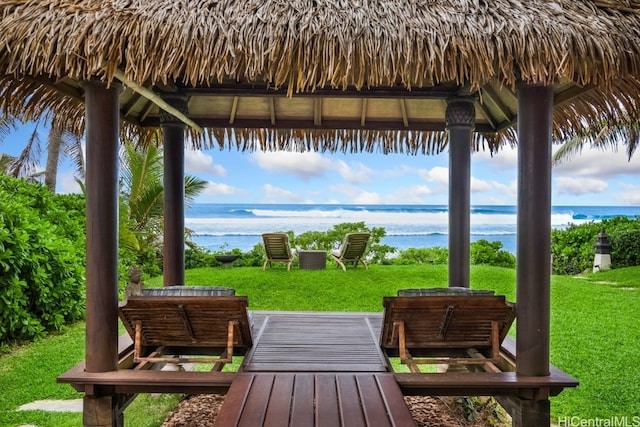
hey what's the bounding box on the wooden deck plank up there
[376,374,418,427]
[336,375,367,427]
[290,374,315,427]
[237,374,273,427]
[215,373,414,427]
[211,374,253,427]
[242,312,387,372]
[357,374,393,427]
[263,374,294,427]
[316,374,340,427]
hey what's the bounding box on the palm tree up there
[553,119,639,165]
[119,139,208,257]
[44,125,84,191]
[4,126,43,179]
[0,117,84,188]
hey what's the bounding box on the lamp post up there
[593,228,612,273]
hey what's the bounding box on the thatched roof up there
[1,0,640,154]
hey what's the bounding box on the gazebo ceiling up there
[1,0,639,153]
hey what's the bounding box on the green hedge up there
[0,176,85,349]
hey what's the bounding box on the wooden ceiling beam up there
[482,85,514,124]
[476,101,498,130]
[553,84,597,107]
[360,99,368,127]
[35,76,83,100]
[229,96,239,124]
[122,92,143,118]
[399,99,409,127]
[269,98,276,125]
[112,69,203,133]
[182,85,459,99]
[314,98,322,126]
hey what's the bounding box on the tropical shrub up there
[0,175,85,348]
[390,240,515,269]
[470,239,516,268]
[551,216,640,274]
[391,247,449,265]
[292,222,394,263]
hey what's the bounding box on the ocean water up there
[186,204,640,254]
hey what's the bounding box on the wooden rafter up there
[112,69,203,133]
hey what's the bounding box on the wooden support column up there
[446,97,475,288]
[83,81,122,427]
[160,94,187,287]
[514,81,553,427]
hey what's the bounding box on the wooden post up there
[446,97,475,288]
[160,94,187,287]
[515,81,553,426]
[83,80,122,426]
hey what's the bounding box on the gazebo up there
[1,1,639,426]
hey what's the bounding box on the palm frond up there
[10,126,42,179]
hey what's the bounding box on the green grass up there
[1,264,637,425]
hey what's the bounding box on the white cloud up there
[553,148,640,179]
[262,184,306,203]
[329,184,384,204]
[201,181,243,196]
[56,171,83,194]
[353,190,385,204]
[474,145,518,170]
[386,185,434,204]
[185,149,226,176]
[252,151,377,185]
[419,166,449,185]
[335,160,373,184]
[471,177,492,192]
[614,183,640,205]
[491,180,517,198]
[251,151,332,181]
[382,164,418,178]
[556,177,608,196]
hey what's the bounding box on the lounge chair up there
[262,232,295,271]
[380,289,515,372]
[118,294,253,369]
[330,232,370,271]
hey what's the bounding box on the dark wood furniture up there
[118,295,253,367]
[380,295,516,371]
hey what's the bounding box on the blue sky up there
[3,122,640,206]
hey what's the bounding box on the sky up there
[3,121,640,206]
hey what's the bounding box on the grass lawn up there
[0,264,638,426]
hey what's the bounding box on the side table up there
[298,250,327,270]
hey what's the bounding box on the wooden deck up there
[242,312,387,372]
[58,311,578,427]
[214,373,416,427]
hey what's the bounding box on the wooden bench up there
[380,295,516,371]
[118,295,253,367]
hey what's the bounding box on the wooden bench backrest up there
[380,295,515,351]
[119,296,252,349]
